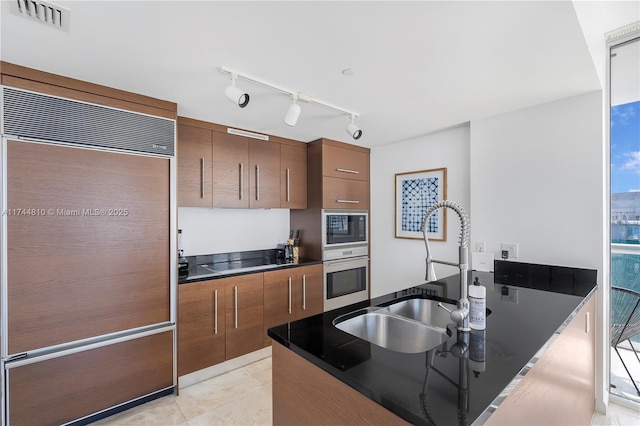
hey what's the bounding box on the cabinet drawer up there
[323,177,369,209]
[7,331,174,426]
[322,144,369,181]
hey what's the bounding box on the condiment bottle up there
[469,276,486,330]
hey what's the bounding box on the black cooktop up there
[179,249,321,283]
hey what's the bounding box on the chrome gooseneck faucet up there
[421,200,470,331]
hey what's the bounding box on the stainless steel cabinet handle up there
[214,289,218,334]
[288,277,292,315]
[286,168,291,202]
[234,286,238,329]
[239,163,244,200]
[336,200,360,204]
[302,275,306,311]
[255,165,260,201]
[336,168,359,174]
[585,312,590,334]
[200,158,205,199]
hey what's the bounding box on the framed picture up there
[395,168,447,241]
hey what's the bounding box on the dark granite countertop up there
[267,261,597,425]
[179,249,322,284]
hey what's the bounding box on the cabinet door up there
[212,132,249,208]
[323,177,370,209]
[280,143,307,209]
[249,139,281,208]
[225,274,264,359]
[295,264,323,320]
[263,269,297,346]
[178,280,226,376]
[485,296,596,425]
[322,144,370,182]
[177,124,213,207]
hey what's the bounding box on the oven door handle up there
[324,257,369,269]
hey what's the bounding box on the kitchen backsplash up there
[178,207,290,256]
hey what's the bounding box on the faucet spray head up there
[425,259,437,282]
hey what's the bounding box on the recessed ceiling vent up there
[10,0,70,32]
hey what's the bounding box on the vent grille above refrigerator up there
[10,0,70,31]
[2,87,175,157]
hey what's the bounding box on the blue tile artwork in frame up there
[395,168,447,241]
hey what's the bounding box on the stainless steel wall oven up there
[321,210,369,311]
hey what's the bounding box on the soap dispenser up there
[469,276,486,330]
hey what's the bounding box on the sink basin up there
[385,298,453,331]
[333,311,449,354]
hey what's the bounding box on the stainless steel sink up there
[334,312,448,353]
[333,298,453,353]
[386,298,452,331]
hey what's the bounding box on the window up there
[609,29,640,403]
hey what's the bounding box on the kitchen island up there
[268,262,597,425]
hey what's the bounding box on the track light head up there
[346,116,362,140]
[283,97,301,127]
[225,75,250,108]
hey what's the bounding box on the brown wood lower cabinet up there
[263,264,323,346]
[225,273,265,359]
[178,279,226,376]
[178,273,265,376]
[8,331,174,426]
[485,296,596,425]
[272,342,409,426]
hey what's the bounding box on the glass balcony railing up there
[611,244,640,344]
[610,243,640,401]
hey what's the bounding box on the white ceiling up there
[1,1,638,147]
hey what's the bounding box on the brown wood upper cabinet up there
[177,124,213,207]
[177,117,306,209]
[322,143,370,182]
[307,138,370,209]
[280,142,307,209]
[212,133,280,208]
[211,131,250,208]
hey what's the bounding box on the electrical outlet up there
[501,287,519,303]
[475,241,486,252]
[501,242,519,258]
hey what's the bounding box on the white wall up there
[469,90,604,275]
[178,208,290,256]
[370,125,471,297]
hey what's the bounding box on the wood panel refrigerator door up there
[6,140,171,355]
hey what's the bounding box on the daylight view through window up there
[610,34,640,403]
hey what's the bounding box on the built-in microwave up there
[323,255,369,311]
[322,210,367,249]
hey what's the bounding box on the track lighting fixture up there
[346,115,362,140]
[220,66,363,139]
[224,73,250,108]
[283,96,301,127]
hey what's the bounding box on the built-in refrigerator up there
[0,86,177,425]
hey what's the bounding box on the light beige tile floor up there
[93,355,639,426]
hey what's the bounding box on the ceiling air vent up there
[10,0,70,32]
